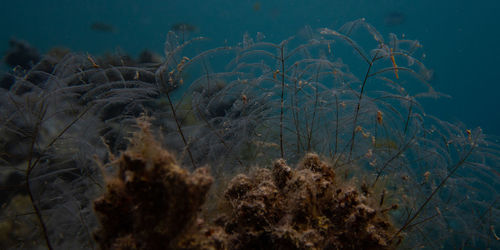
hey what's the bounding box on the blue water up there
[1,0,499,136]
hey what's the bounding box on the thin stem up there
[390,141,476,241]
[404,100,413,135]
[25,102,52,250]
[26,174,53,250]
[291,65,302,155]
[372,135,415,187]
[166,91,196,168]
[280,46,285,158]
[348,52,379,161]
[334,95,339,159]
[307,65,321,152]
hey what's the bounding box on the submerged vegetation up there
[94,122,397,249]
[0,19,499,249]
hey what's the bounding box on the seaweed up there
[0,19,499,249]
[93,119,219,249]
[94,120,397,249]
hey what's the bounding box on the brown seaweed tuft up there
[93,122,396,249]
[93,121,223,250]
[223,153,396,249]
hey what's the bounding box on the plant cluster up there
[0,19,498,249]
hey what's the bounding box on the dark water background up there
[1,0,499,135]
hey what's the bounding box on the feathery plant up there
[0,19,499,249]
[218,19,499,247]
[313,19,499,248]
[153,22,499,247]
[0,54,103,249]
[0,50,162,249]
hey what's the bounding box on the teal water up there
[1,0,499,135]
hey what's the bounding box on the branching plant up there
[0,19,498,249]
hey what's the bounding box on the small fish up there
[253,1,261,11]
[384,11,406,27]
[90,22,115,33]
[171,22,198,33]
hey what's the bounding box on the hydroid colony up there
[0,19,498,249]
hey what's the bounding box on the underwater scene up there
[0,0,499,249]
